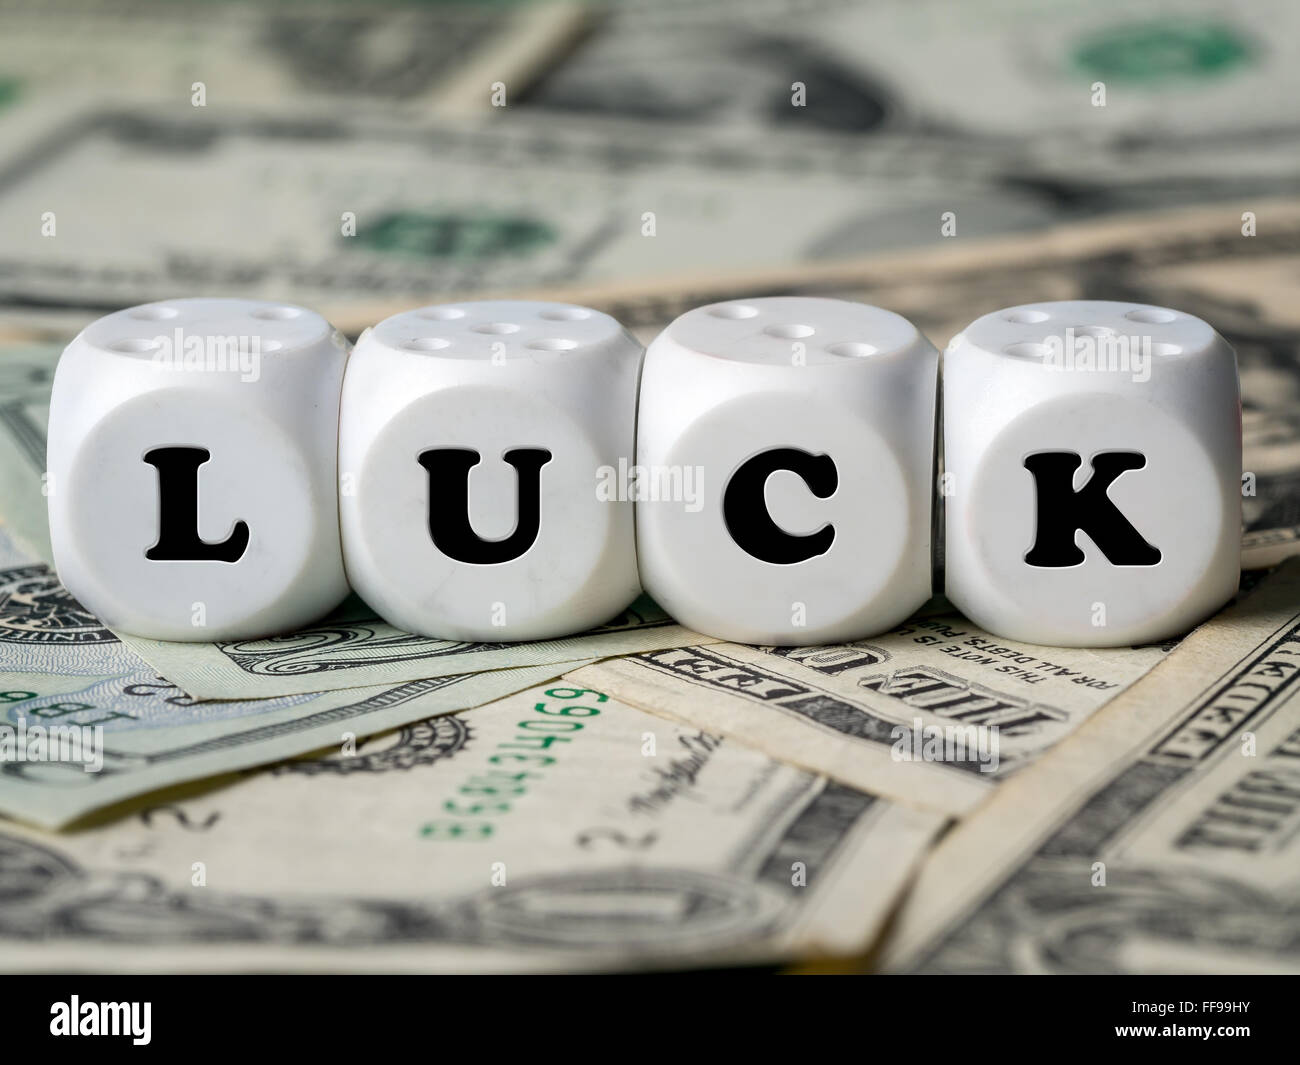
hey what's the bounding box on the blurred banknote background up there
[0,0,1299,973]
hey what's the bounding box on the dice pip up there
[339,300,643,640]
[47,298,350,641]
[943,300,1241,646]
[635,297,938,644]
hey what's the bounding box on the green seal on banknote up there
[1073,20,1253,82]
[355,211,556,260]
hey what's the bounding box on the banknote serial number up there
[419,686,609,841]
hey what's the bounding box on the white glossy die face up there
[47,298,350,641]
[636,297,938,645]
[339,301,642,641]
[944,300,1241,647]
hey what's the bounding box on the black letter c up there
[722,448,837,565]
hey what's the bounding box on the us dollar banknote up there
[566,620,1173,817]
[0,526,597,828]
[0,681,943,972]
[523,0,1300,213]
[876,559,1300,974]
[804,0,1300,146]
[0,0,587,121]
[0,97,1013,322]
[0,342,52,564]
[120,594,711,700]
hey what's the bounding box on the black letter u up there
[419,447,552,564]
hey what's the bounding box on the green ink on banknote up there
[421,686,608,840]
[355,210,556,260]
[1073,20,1252,83]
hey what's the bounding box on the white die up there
[339,300,642,640]
[636,297,938,644]
[944,300,1241,646]
[47,298,350,641]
